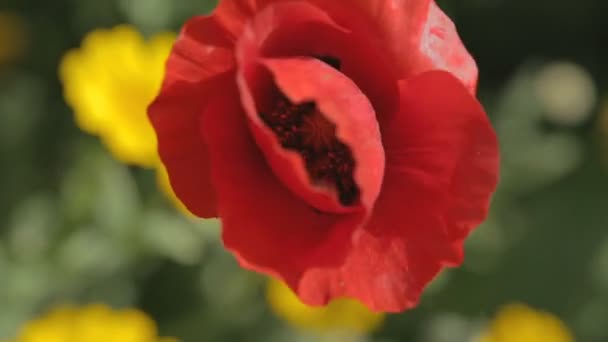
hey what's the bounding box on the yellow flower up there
[0,12,28,65]
[477,303,574,342]
[266,278,384,334]
[11,304,177,342]
[59,25,174,167]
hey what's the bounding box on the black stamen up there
[315,55,341,70]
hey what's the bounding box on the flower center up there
[315,55,341,70]
[260,96,359,206]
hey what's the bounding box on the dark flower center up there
[260,96,359,206]
[315,55,341,70]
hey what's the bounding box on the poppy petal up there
[237,1,384,212]
[201,77,366,284]
[294,70,498,312]
[413,2,478,92]
[383,70,498,241]
[200,0,475,91]
[148,77,221,218]
[311,0,477,92]
[259,57,385,212]
[235,0,400,126]
[150,9,242,217]
[162,15,235,87]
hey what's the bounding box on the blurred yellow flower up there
[58,25,189,214]
[477,303,574,342]
[266,278,384,334]
[11,304,177,342]
[0,12,28,65]
[59,25,174,167]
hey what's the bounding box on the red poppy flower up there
[149,0,499,312]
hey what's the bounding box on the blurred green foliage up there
[1,0,608,341]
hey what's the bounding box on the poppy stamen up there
[260,96,359,206]
[315,55,341,70]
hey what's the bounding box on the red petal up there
[148,76,225,218]
[384,71,498,241]
[310,0,477,92]
[200,78,365,283]
[413,2,478,92]
[344,0,477,92]
[163,15,235,87]
[196,0,476,91]
[150,4,248,217]
[257,57,385,212]
[236,0,400,118]
[294,71,498,312]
